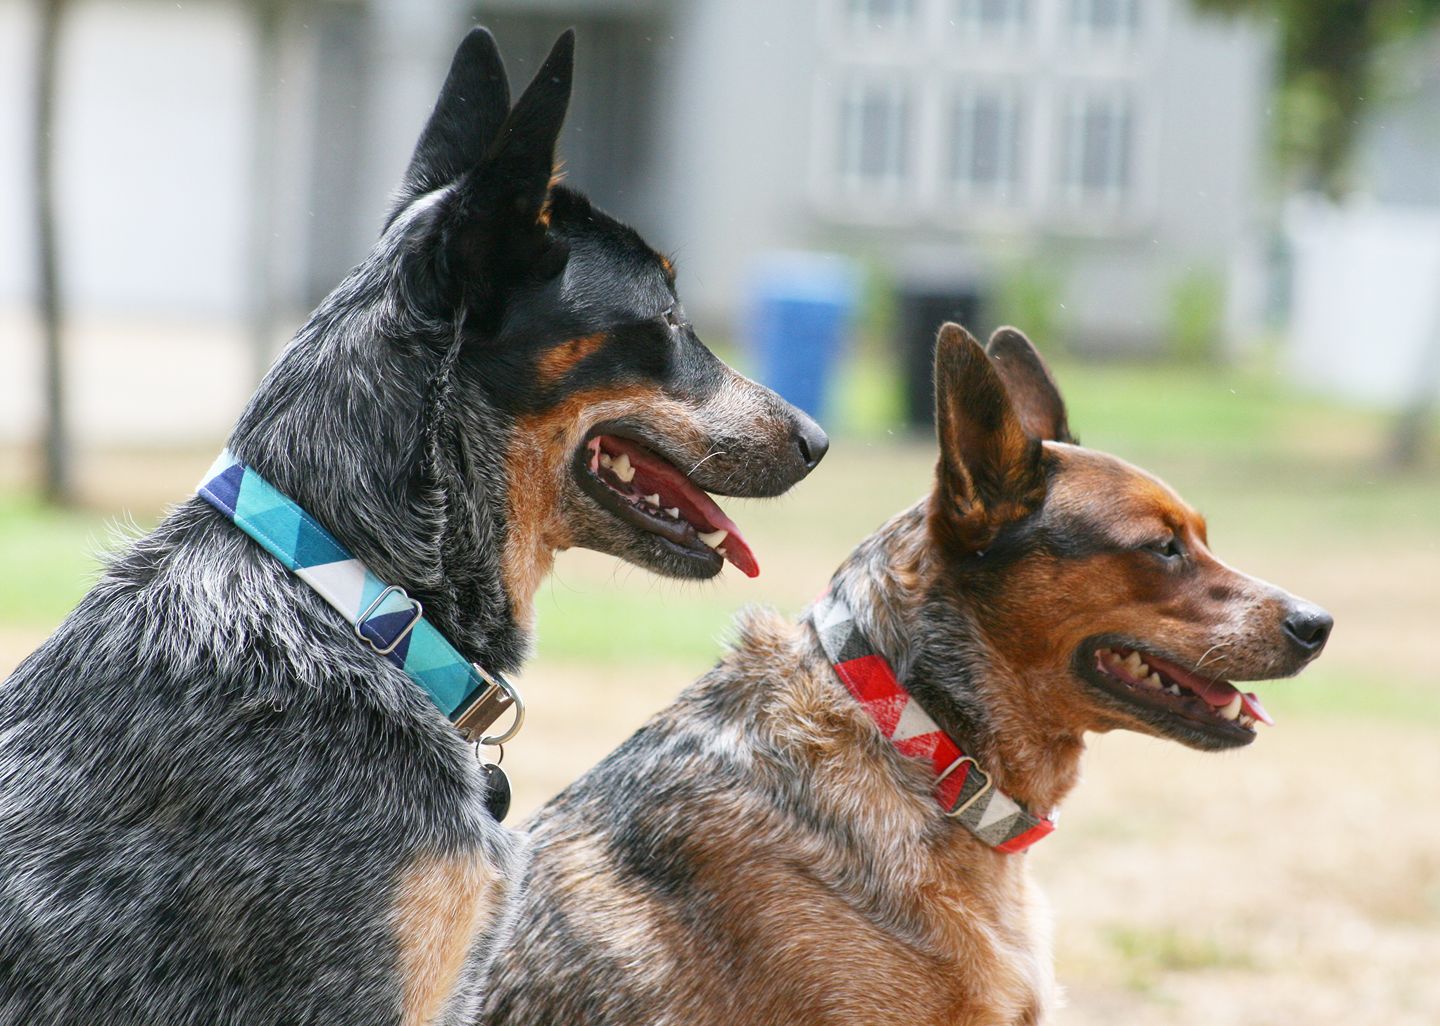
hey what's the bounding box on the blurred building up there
[0,0,1282,441]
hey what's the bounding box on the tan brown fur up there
[533,333,606,386]
[499,386,742,631]
[391,854,505,1026]
[481,322,1328,1026]
[498,387,651,629]
[486,601,1058,1024]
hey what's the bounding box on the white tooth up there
[1239,713,1256,729]
[1166,684,1182,696]
[717,547,727,556]
[666,507,681,519]
[600,453,613,468]
[645,493,661,506]
[1143,672,1163,690]
[1107,651,1125,666]
[1218,694,1243,721]
[613,453,634,483]
[697,528,728,549]
[1135,662,1151,677]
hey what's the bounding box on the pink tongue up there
[1187,676,1238,707]
[1178,673,1275,726]
[600,437,760,578]
[1146,653,1276,726]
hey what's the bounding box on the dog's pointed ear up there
[389,27,511,224]
[986,326,1075,445]
[485,28,573,185]
[441,29,574,304]
[932,323,1048,551]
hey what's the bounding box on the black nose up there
[793,414,829,472]
[1282,601,1333,657]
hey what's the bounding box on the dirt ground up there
[11,619,1426,1025]
[4,434,1437,1025]
[469,658,1435,1026]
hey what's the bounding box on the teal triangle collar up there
[197,450,522,744]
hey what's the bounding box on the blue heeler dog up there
[0,28,826,1026]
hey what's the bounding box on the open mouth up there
[1089,643,1274,739]
[575,432,759,577]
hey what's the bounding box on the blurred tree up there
[34,0,71,505]
[1197,0,1440,465]
[247,0,284,386]
[1196,0,1440,197]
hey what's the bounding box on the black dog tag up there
[481,762,511,822]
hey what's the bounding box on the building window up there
[836,77,912,194]
[952,0,1028,38]
[843,0,917,33]
[947,85,1023,201]
[1069,0,1141,41]
[1060,89,1135,203]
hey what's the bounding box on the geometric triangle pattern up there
[809,592,1055,855]
[197,450,500,726]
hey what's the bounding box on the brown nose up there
[1282,601,1333,658]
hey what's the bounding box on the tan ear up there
[932,323,1047,551]
[985,326,1074,444]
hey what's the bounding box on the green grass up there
[532,579,744,665]
[1103,924,1258,993]
[3,355,1437,729]
[0,496,132,626]
[1260,663,1440,727]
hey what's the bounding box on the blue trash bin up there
[748,253,858,421]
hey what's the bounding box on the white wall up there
[0,0,260,319]
[648,0,824,334]
[1286,198,1440,407]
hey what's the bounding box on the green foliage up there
[853,258,899,355]
[1164,268,1226,363]
[1194,0,1440,196]
[995,256,1068,354]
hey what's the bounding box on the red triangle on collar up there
[812,593,1054,854]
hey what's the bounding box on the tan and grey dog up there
[480,323,1332,1025]
[0,28,827,1026]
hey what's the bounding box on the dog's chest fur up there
[0,505,524,1026]
[484,609,1058,1026]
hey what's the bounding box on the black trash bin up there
[895,279,986,429]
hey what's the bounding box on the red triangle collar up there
[811,593,1055,854]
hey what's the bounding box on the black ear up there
[443,29,575,302]
[985,327,1075,445]
[932,323,1048,551]
[389,27,511,225]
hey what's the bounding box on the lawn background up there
[2,356,1438,1024]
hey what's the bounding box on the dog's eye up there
[662,306,683,331]
[1145,536,1184,562]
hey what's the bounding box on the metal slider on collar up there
[935,755,993,818]
[353,585,424,655]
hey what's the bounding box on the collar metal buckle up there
[935,755,993,819]
[354,585,424,656]
[453,666,526,746]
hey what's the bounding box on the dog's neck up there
[827,501,1086,818]
[225,260,532,675]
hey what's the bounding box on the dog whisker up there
[1193,642,1231,672]
[687,449,726,476]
